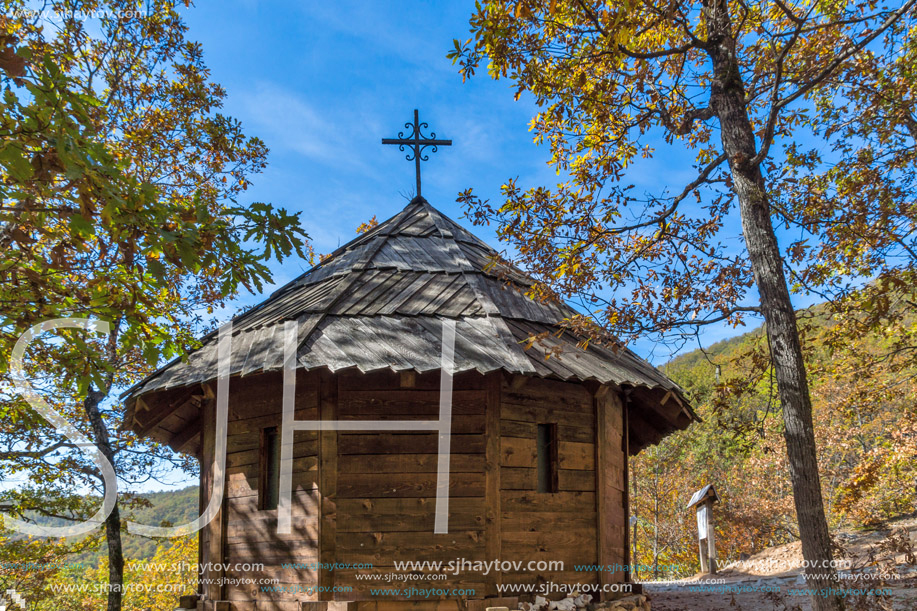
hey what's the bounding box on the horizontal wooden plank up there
[337,496,486,516]
[499,545,598,565]
[339,389,486,415]
[558,469,596,492]
[227,431,319,455]
[337,413,485,434]
[501,467,536,490]
[225,540,318,563]
[338,579,486,601]
[228,455,317,478]
[336,543,486,566]
[501,419,593,443]
[347,601,463,611]
[337,472,484,498]
[338,509,486,533]
[501,511,596,533]
[224,566,316,584]
[558,441,595,470]
[227,408,319,436]
[501,376,592,408]
[226,469,318,499]
[227,440,318,469]
[228,489,320,514]
[221,599,305,609]
[500,436,536,468]
[338,433,484,455]
[501,402,594,429]
[224,513,318,544]
[500,570,598,585]
[336,369,486,392]
[336,530,483,553]
[501,529,596,549]
[501,490,596,512]
[226,432,260,454]
[338,453,484,474]
[334,567,483,584]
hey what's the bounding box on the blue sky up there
[183,0,548,269]
[179,0,751,362]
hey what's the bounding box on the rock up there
[591,594,651,611]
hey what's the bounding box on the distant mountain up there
[81,486,199,563]
[630,299,917,579]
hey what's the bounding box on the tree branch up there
[574,0,700,58]
[0,440,73,462]
[772,0,917,121]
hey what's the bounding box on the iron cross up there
[382,109,452,198]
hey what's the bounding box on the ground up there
[642,515,917,610]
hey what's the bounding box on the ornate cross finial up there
[382,109,451,198]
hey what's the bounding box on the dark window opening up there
[260,426,280,510]
[536,423,559,493]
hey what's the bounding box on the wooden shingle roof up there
[124,197,694,450]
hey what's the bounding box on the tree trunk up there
[652,459,659,581]
[703,1,842,610]
[85,388,123,611]
[631,460,639,581]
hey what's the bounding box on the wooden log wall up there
[595,388,627,589]
[195,368,627,609]
[331,369,490,602]
[206,369,322,609]
[499,375,602,592]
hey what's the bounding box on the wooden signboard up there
[687,485,719,574]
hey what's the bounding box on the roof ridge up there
[268,199,423,300]
[280,202,417,356]
[415,198,493,250]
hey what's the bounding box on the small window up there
[260,427,280,510]
[536,423,558,493]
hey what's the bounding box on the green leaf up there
[0,144,34,181]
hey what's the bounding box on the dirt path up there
[641,515,917,610]
[645,576,917,610]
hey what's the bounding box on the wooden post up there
[595,385,626,591]
[197,385,227,609]
[688,485,719,575]
[485,373,502,596]
[623,390,631,583]
[318,369,338,601]
[706,499,717,574]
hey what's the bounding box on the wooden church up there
[124,196,695,611]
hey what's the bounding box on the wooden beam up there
[197,442,205,600]
[135,387,201,437]
[594,388,616,590]
[647,402,689,431]
[318,369,338,601]
[200,396,220,603]
[623,391,631,584]
[170,416,202,453]
[400,370,416,388]
[485,372,502,596]
[627,411,661,454]
[509,373,529,391]
[501,369,530,391]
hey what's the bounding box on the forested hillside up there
[90,486,198,562]
[630,303,917,580]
